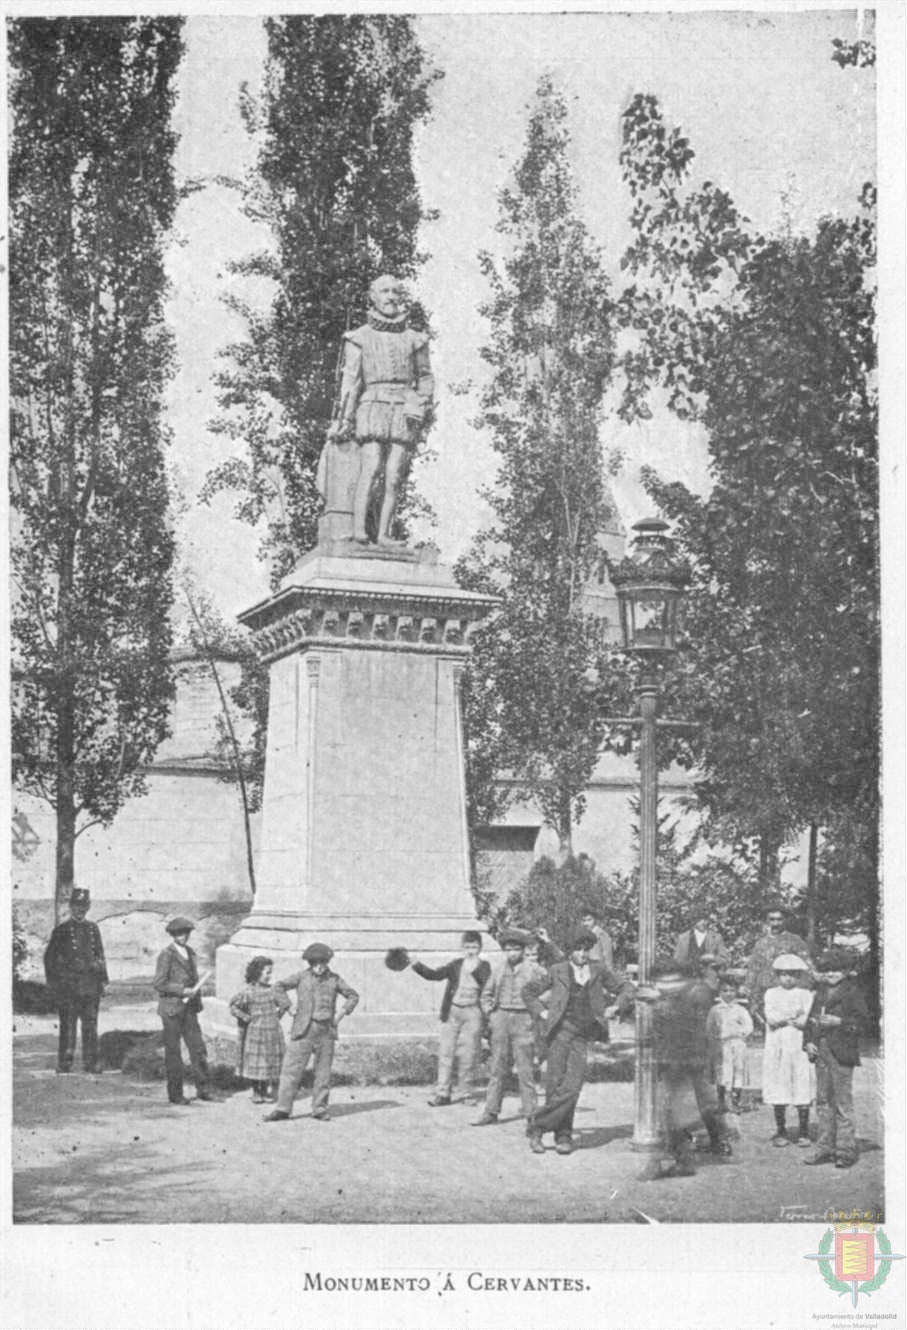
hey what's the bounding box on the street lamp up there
[610,518,690,1164]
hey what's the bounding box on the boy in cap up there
[407,931,491,1106]
[265,943,359,1121]
[522,929,630,1155]
[473,928,545,1127]
[803,948,870,1169]
[638,960,732,1177]
[579,908,616,971]
[153,917,213,1105]
[43,887,108,1073]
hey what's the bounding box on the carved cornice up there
[240,585,497,664]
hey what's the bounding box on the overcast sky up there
[164,7,876,620]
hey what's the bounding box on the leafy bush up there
[498,854,611,951]
[499,824,789,966]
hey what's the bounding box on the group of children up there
[225,930,869,1172]
[662,946,869,1171]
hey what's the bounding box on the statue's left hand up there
[327,418,352,442]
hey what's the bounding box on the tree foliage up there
[617,93,878,902]
[9,18,183,916]
[203,15,441,584]
[458,76,633,852]
[498,822,772,966]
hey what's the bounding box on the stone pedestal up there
[204,543,498,1044]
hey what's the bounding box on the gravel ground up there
[13,1009,884,1225]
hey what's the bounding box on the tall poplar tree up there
[458,77,631,853]
[9,18,183,918]
[204,15,441,583]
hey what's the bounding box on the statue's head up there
[369,273,405,320]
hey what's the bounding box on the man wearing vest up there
[523,929,631,1155]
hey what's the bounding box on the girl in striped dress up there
[229,956,290,1103]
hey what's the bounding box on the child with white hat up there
[762,953,815,1146]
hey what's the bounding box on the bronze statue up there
[320,274,434,547]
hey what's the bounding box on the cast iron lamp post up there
[610,518,690,1162]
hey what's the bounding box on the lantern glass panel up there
[632,595,671,648]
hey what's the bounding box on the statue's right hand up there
[328,418,351,442]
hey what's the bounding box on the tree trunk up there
[185,592,257,897]
[805,821,819,951]
[866,842,881,1032]
[557,785,573,860]
[55,538,76,924]
[758,833,781,896]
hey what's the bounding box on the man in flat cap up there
[473,928,546,1127]
[43,886,108,1073]
[153,917,213,1105]
[522,929,632,1155]
[265,943,359,1122]
[803,948,870,1169]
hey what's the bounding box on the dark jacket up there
[44,918,108,996]
[411,956,491,1023]
[274,968,359,1039]
[153,943,204,1016]
[522,960,628,1044]
[652,979,716,1069]
[673,928,728,969]
[804,978,868,1067]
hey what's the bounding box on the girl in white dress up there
[762,954,815,1146]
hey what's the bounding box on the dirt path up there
[13,1015,884,1225]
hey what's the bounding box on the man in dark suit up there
[265,943,359,1122]
[43,887,108,1073]
[152,917,212,1105]
[409,930,491,1106]
[522,929,631,1155]
[673,907,729,992]
[803,948,870,1169]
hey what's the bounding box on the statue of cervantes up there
[318,274,434,547]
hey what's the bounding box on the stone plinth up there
[205,543,498,1042]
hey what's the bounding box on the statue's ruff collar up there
[367,311,408,333]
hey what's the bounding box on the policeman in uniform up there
[43,886,108,1073]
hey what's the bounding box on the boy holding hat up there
[43,887,108,1073]
[522,929,630,1155]
[153,917,212,1105]
[265,943,359,1122]
[407,931,491,1107]
[802,948,869,1169]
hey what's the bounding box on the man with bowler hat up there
[43,887,108,1073]
[265,943,359,1122]
[523,929,631,1155]
[153,917,213,1105]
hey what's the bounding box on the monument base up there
[213,543,498,1045]
[204,908,495,1044]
